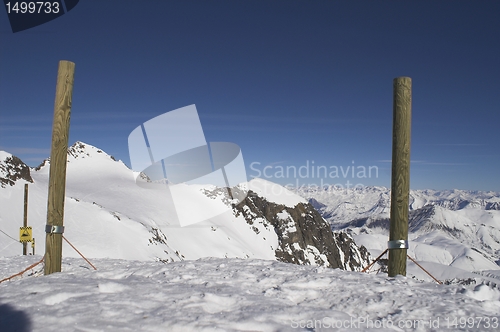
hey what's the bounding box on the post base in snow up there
[44,233,63,274]
[388,248,407,277]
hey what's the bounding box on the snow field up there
[1,256,499,331]
[0,146,287,262]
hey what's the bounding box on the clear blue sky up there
[1,1,499,191]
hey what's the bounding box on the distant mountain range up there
[292,184,500,281]
[0,142,369,272]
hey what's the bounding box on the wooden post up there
[388,77,412,277]
[23,183,28,255]
[44,60,75,275]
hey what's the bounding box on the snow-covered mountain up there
[0,152,33,188]
[293,185,500,279]
[0,142,369,271]
[2,144,500,331]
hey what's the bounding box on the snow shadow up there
[0,304,32,332]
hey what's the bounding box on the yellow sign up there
[19,227,32,243]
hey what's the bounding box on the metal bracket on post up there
[387,240,409,249]
[45,225,65,234]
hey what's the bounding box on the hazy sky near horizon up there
[1,1,499,191]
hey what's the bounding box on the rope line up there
[361,249,388,273]
[407,254,443,285]
[62,235,97,270]
[362,249,442,285]
[0,235,96,283]
[0,255,45,284]
[0,229,19,243]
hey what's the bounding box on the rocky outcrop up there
[234,190,370,271]
[67,141,117,162]
[0,154,33,188]
[486,202,500,210]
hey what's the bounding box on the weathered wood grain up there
[388,77,412,277]
[45,60,75,275]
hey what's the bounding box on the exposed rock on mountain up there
[234,189,370,270]
[0,152,33,188]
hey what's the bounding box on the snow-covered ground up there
[1,256,499,332]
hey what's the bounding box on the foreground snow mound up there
[1,256,499,332]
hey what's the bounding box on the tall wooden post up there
[23,183,28,255]
[388,77,412,277]
[44,60,75,275]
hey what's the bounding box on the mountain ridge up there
[292,185,500,276]
[0,141,369,271]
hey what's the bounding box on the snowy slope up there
[1,146,500,331]
[295,185,500,228]
[1,256,499,332]
[0,143,280,261]
[0,142,368,271]
[293,185,500,280]
[247,178,306,207]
